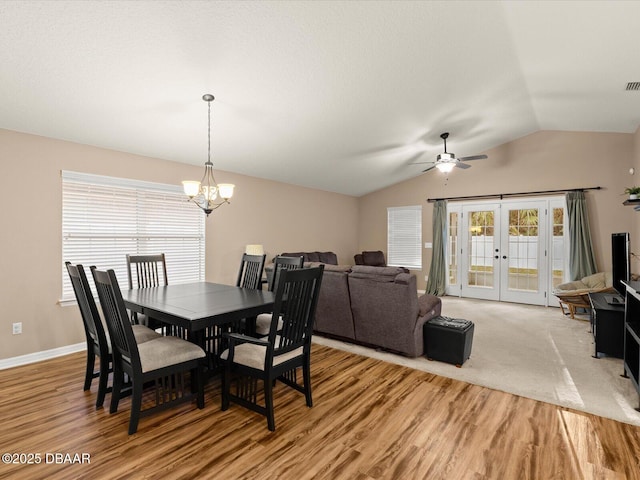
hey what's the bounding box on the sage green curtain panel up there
[426,200,447,295]
[566,191,597,280]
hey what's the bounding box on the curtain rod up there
[427,186,601,203]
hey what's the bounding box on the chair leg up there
[558,302,568,316]
[221,366,230,411]
[265,375,275,432]
[196,366,204,409]
[128,379,143,435]
[303,361,313,408]
[84,348,95,391]
[110,367,124,414]
[95,354,110,409]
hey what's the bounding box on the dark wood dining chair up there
[229,253,268,338]
[126,253,168,329]
[254,255,304,336]
[91,267,206,435]
[66,262,161,409]
[221,265,324,431]
[203,253,267,366]
[66,262,112,409]
[236,253,267,290]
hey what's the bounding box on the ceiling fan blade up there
[406,151,428,165]
[459,154,488,162]
[422,165,436,173]
[455,162,471,169]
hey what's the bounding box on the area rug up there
[312,296,640,426]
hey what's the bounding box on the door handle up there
[502,255,507,259]
[494,255,499,259]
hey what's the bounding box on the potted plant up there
[624,186,640,200]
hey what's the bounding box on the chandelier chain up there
[207,99,212,164]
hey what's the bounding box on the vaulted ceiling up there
[2,1,639,196]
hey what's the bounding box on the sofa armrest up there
[418,294,441,318]
[394,273,412,285]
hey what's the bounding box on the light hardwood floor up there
[1,344,639,479]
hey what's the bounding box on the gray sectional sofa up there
[309,263,442,357]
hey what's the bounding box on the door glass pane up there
[552,207,565,288]
[507,208,539,292]
[468,210,494,288]
[448,212,458,285]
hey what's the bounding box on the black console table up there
[588,291,625,358]
[622,280,640,412]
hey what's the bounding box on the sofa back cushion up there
[362,250,386,267]
[349,265,407,281]
[318,251,338,265]
[280,252,308,262]
[280,251,337,265]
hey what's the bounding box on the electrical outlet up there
[424,275,428,282]
[12,322,22,335]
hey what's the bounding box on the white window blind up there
[387,205,422,269]
[61,171,205,302]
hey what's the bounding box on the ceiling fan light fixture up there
[435,162,455,173]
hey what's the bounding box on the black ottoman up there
[424,316,474,367]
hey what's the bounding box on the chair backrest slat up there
[236,254,266,290]
[126,254,168,289]
[270,266,324,353]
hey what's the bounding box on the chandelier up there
[182,94,235,216]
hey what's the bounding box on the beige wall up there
[0,129,358,360]
[3,127,639,361]
[358,130,637,291]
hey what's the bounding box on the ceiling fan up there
[414,132,488,173]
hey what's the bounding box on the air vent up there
[626,82,640,91]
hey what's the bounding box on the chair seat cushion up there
[103,324,161,354]
[581,272,611,289]
[137,336,205,373]
[220,336,303,371]
[554,272,612,293]
[255,313,284,336]
[132,324,163,344]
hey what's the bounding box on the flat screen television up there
[612,232,630,295]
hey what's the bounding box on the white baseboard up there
[0,343,86,370]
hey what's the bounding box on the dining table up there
[122,281,275,369]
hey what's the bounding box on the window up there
[387,205,422,269]
[61,171,205,302]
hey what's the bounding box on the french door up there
[460,203,501,301]
[447,197,567,306]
